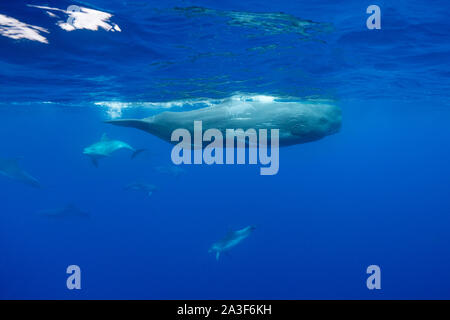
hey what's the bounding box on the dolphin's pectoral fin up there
[216,252,220,261]
[131,148,146,159]
[100,133,110,141]
[91,158,99,168]
[147,191,153,197]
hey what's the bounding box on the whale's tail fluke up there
[131,148,146,159]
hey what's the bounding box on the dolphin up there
[209,226,256,261]
[0,156,41,188]
[37,204,90,218]
[154,165,185,177]
[105,98,341,147]
[124,182,158,197]
[83,133,145,167]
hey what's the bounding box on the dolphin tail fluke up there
[28,178,42,189]
[131,148,146,159]
[22,172,42,188]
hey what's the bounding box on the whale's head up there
[317,102,342,135]
[289,102,342,143]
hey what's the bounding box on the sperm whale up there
[105,98,341,147]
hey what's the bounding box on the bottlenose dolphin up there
[83,133,145,167]
[154,165,185,177]
[209,226,256,260]
[124,182,158,197]
[37,204,90,218]
[0,157,41,188]
[105,98,341,147]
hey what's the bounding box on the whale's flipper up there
[131,148,146,159]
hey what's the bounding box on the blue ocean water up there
[0,0,449,299]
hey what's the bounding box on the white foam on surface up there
[0,13,49,43]
[28,4,121,33]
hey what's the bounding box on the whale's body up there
[0,157,41,188]
[106,99,341,147]
[209,226,256,260]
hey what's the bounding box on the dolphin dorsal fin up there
[4,157,21,168]
[9,156,23,163]
[101,133,110,141]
